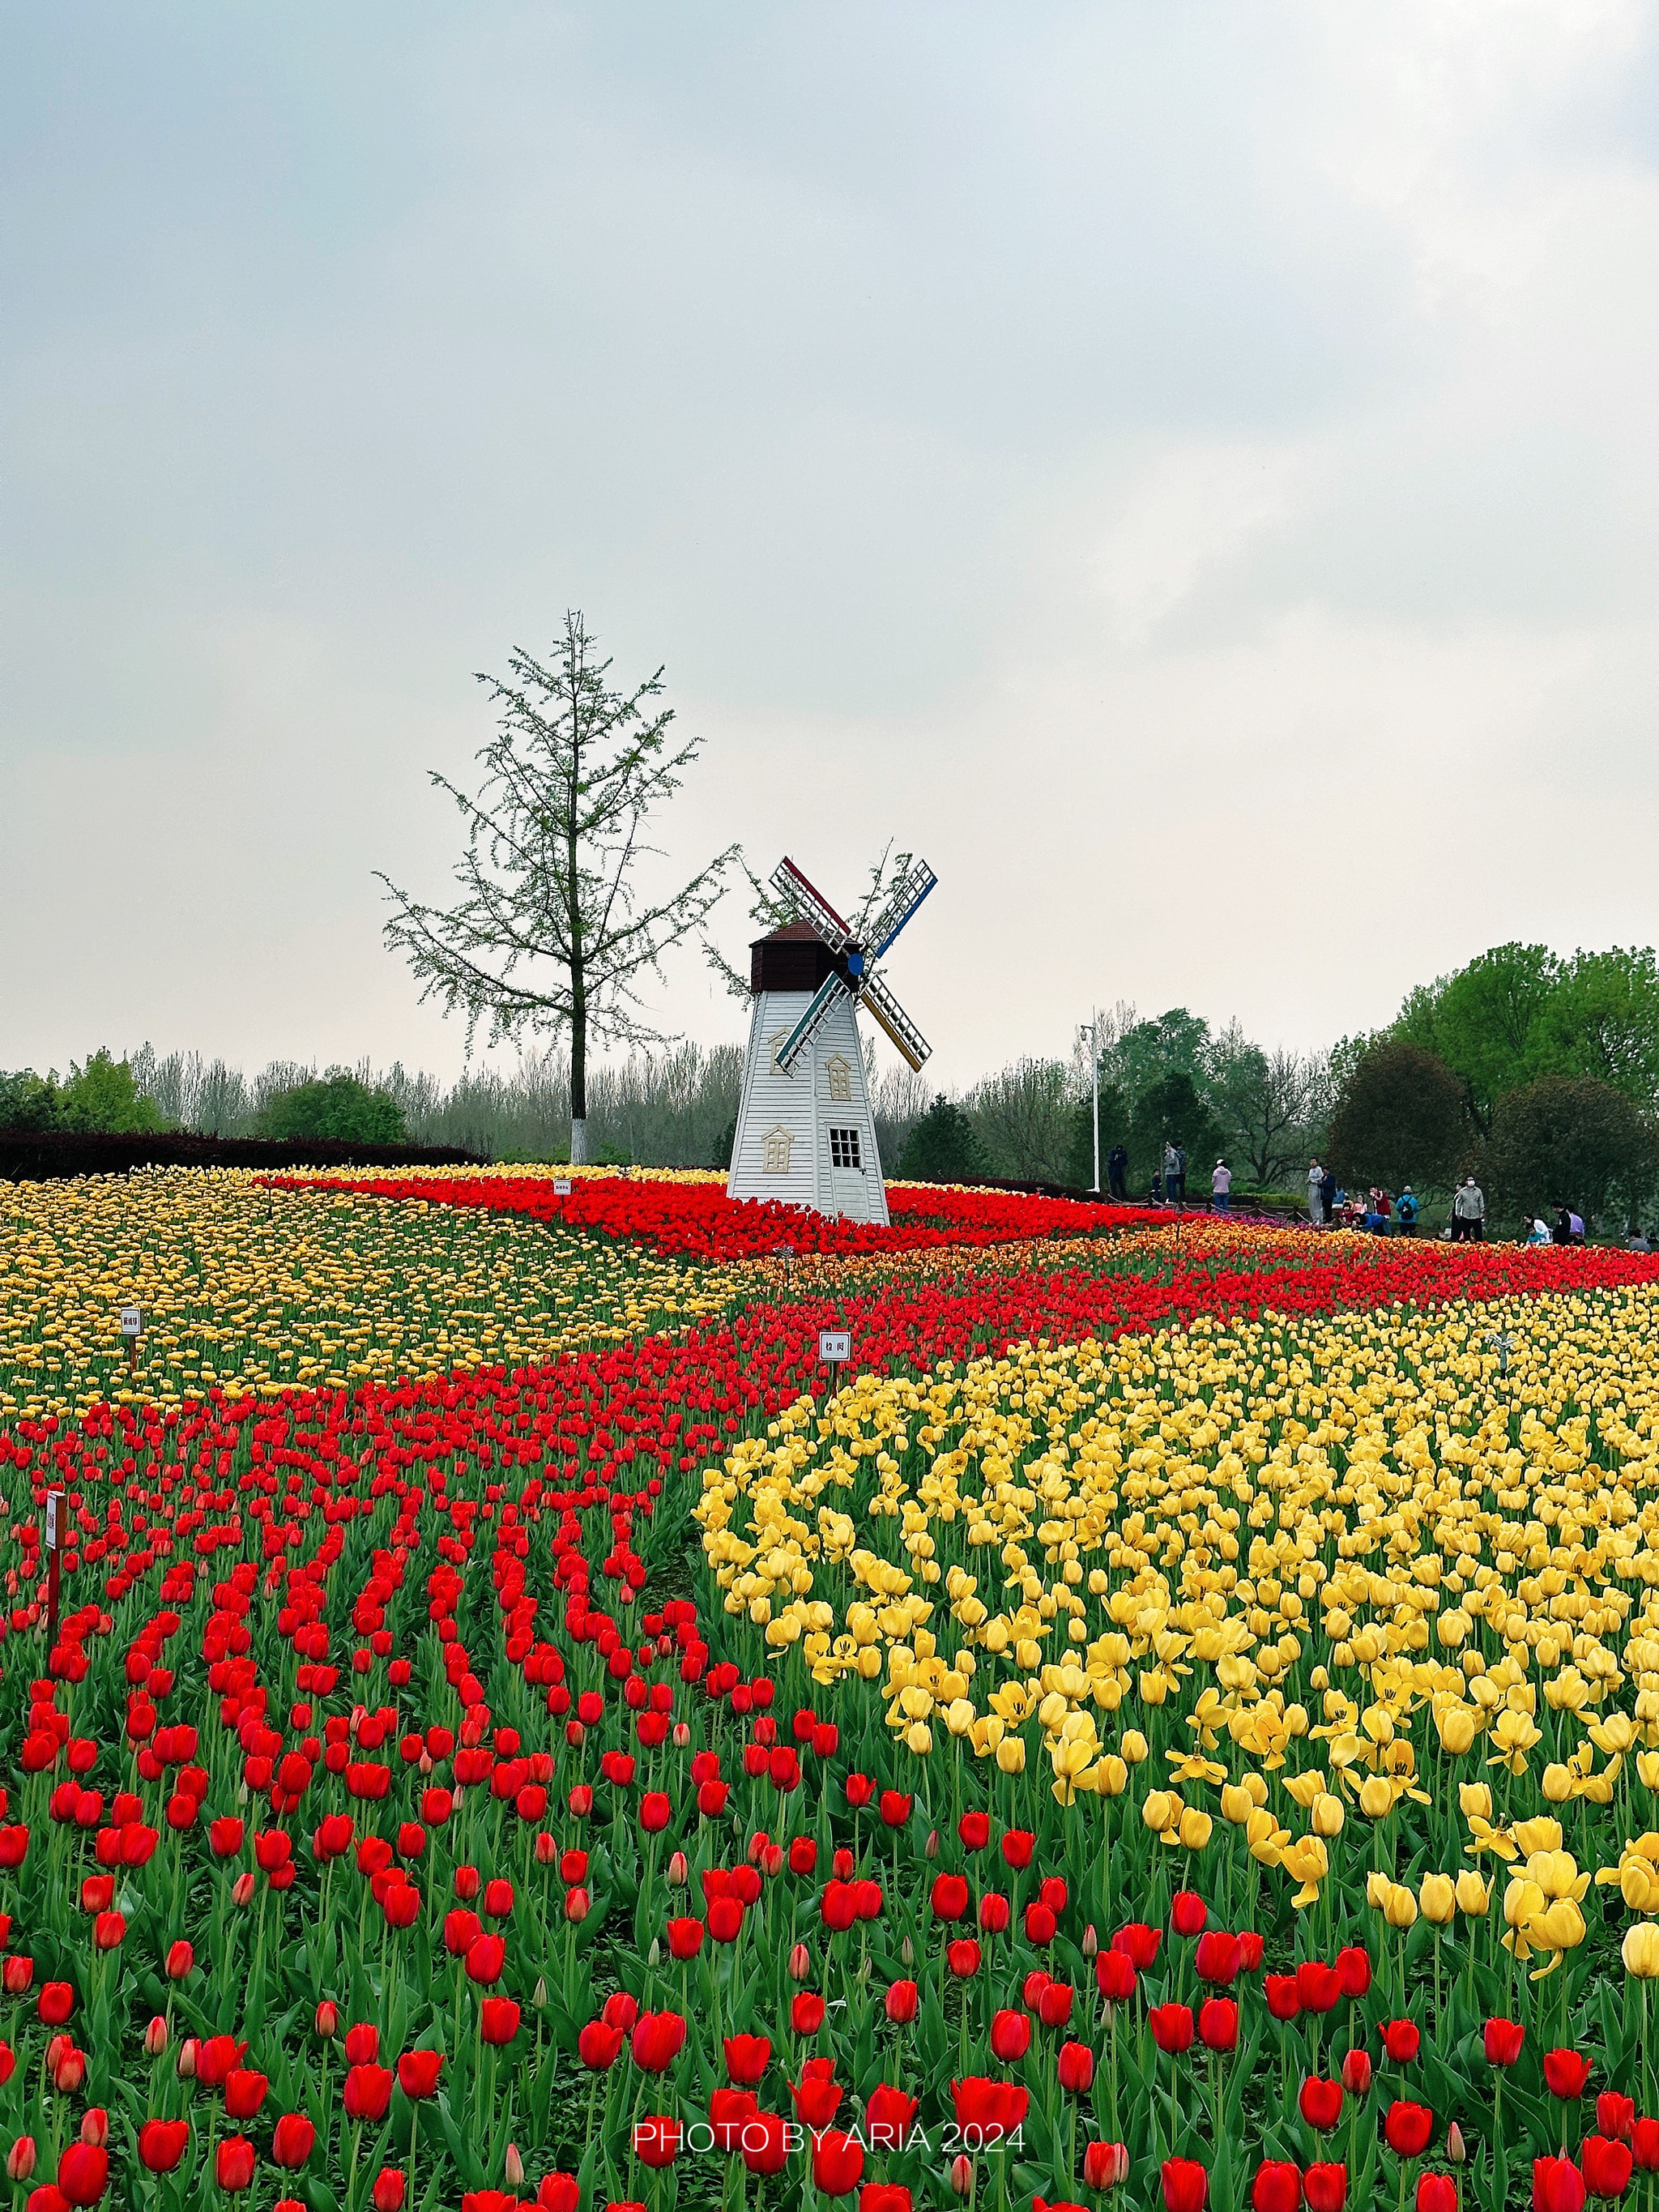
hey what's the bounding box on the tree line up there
[6,946,1657,1232]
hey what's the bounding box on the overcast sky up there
[5,2,1657,1091]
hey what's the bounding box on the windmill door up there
[825,1124,872,1221]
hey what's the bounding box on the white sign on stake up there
[119,1306,144,1338]
[45,1493,60,1550]
[553,1180,573,1197]
[818,1330,851,1364]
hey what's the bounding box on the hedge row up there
[0,1131,488,1181]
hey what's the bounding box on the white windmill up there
[726,853,936,1224]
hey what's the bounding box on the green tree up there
[1128,1071,1226,1188]
[1110,1008,1212,1100]
[1483,1077,1659,1228]
[1395,942,1559,1133]
[379,613,736,1164]
[898,1096,987,1185]
[57,1051,165,1134]
[0,1069,61,1131]
[1064,1078,1129,1191]
[260,1071,407,1145]
[1326,1040,1470,1191]
[1532,948,1659,1105]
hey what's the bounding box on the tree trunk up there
[569,965,587,1164]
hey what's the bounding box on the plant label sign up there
[119,1306,144,1338]
[819,1330,851,1364]
[553,1180,573,1197]
[45,1492,61,1550]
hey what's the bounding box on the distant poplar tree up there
[378,613,736,1163]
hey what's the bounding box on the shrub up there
[260,1071,407,1145]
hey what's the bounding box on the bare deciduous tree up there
[378,613,736,1161]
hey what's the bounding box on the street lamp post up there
[1078,1013,1101,1194]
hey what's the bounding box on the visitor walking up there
[1163,1141,1183,1208]
[1307,1159,1324,1228]
[1450,1175,1486,1241]
[1212,1158,1232,1211]
[1320,1164,1337,1224]
[1107,1143,1128,1202]
[1397,1187,1418,1236]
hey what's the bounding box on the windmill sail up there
[771,858,851,951]
[859,972,931,1072]
[775,971,852,1073]
[865,859,938,960]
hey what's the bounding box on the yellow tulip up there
[1623,1923,1659,1979]
[1419,1874,1456,1925]
[1455,1871,1490,1915]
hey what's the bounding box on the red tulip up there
[1380,2021,1420,2064]
[1171,1892,1208,1937]
[1266,1975,1302,2022]
[1533,2156,1587,2212]
[792,1993,826,2034]
[1544,2051,1593,2101]
[741,2112,790,2176]
[633,2118,682,2169]
[1000,1830,1034,1869]
[1416,2181,1457,2212]
[1335,1948,1371,1998]
[1162,2159,1209,2212]
[1252,2162,1302,2212]
[1038,1982,1075,2029]
[932,1874,970,1921]
[344,2024,380,2066]
[1484,2019,1525,2068]
[812,2128,865,2198]
[397,2052,442,2099]
[480,1999,520,2045]
[224,2069,268,2120]
[1196,1932,1243,1985]
[1597,2096,1636,2144]
[951,2079,1030,2143]
[1082,2143,1129,2189]
[1114,1924,1161,1971]
[992,2010,1032,2061]
[1341,2049,1373,2096]
[1296,1963,1339,2014]
[792,2056,842,2127]
[343,2065,394,2122]
[137,2121,189,2175]
[724,2035,770,2086]
[946,1939,982,1978]
[272,2113,317,2167]
[1631,2120,1659,2172]
[879,1791,912,1829]
[373,2171,408,2210]
[1581,2136,1634,2200]
[885,1980,919,2025]
[1384,2103,1434,2157]
[1304,2166,1346,2212]
[667,1917,704,1959]
[216,2137,256,2191]
[1149,2005,1195,2055]
[578,2019,625,2069]
[864,2086,919,2150]
[58,2143,109,2205]
[959,1813,990,1851]
[1199,1999,1239,2054]
[630,2012,686,2073]
[1096,1949,1137,2002]
[1300,2077,1344,2132]
[710,2089,759,2152]
[1057,2042,1095,2094]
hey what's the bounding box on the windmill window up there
[761,1125,795,1174]
[767,1030,789,1070]
[825,1054,852,1103]
[829,1126,862,1169]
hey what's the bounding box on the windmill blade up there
[775,973,853,1073]
[859,971,932,1071]
[770,857,851,951]
[865,858,937,959]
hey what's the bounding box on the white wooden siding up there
[727,989,889,1224]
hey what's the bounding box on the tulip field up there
[6,1170,1659,2212]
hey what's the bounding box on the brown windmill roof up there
[756,920,825,946]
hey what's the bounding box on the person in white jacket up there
[1307,1160,1324,1228]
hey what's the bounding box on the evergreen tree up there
[898,1096,985,1185]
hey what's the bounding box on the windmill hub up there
[727,854,936,1225]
